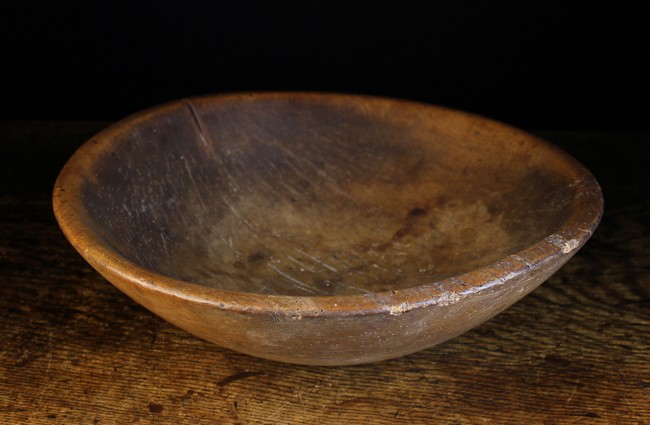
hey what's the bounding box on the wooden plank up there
[0,123,648,423]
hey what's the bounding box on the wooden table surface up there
[1,122,648,424]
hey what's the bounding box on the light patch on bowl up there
[546,234,581,254]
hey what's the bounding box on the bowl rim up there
[52,92,604,318]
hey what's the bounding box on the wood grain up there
[1,122,648,423]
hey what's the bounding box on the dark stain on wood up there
[247,252,266,263]
[408,207,428,218]
[148,403,164,414]
[217,371,266,387]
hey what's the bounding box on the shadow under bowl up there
[53,93,603,365]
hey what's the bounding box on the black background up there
[3,2,648,131]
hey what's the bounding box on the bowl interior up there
[80,95,577,296]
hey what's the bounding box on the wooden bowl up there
[53,93,603,365]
